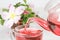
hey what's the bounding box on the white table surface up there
[0,0,60,40]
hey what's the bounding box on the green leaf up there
[23,0,27,4]
[0,19,4,25]
[25,8,32,12]
[2,8,9,12]
[14,2,27,8]
[14,2,21,8]
[21,12,35,24]
[0,15,2,19]
[20,4,26,6]
[23,17,28,24]
[28,12,35,17]
[21,14,28,24]
[20,4,28,6]
[0,15,4,25]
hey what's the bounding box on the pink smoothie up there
[15,28,42,40]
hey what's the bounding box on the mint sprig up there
[21,12,35,24]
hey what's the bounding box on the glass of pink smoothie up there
[13,26,42,40]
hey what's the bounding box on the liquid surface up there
[15,28,42,40]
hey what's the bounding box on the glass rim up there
[12,27,43,38]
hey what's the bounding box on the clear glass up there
[45,0,60,26]
[12,24,43,40]
[45,0,60,24]
[45,0,60,36]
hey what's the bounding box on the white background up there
[0,0,60,40]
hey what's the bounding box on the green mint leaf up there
[28,12,35,17]
[23,0,27,4]
[0,15,2,19]
[0,15,4,25]
[14,2,21,8]
[0,19,4,25]
[20,4,27,6]
[14,2,27,8]
[25,8,32,12]
[2,8,9,12]
[23,17,28,24]
[21,14,29,24]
